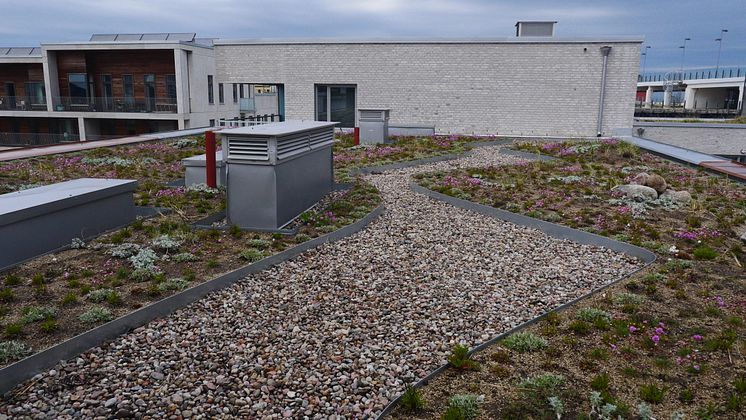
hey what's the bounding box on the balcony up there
[0,96,48,111]
[0,132,80,147]
[52,97,177,114]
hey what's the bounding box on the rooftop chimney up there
[515,21,557,37]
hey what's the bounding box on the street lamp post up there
[679,37,691,76]
[715,29,728,75]
[641,45,651,77]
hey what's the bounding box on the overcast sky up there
[3,0,744,73]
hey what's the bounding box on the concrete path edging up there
[0,204,385,396]
[376,184,656,419]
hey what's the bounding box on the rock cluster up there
[0,147,641,418]
[614,171,691,205]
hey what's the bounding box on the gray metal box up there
[0,178,137,271]
[182,151,226,187]
[219,121,337,230]
[359,109,390,145]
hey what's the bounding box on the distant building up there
[1,23,644,145]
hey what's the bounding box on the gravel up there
[0,146,642,419]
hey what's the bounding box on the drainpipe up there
[597,46,612,137]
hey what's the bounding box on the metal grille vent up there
[360,110,383,120]
[276,133,310,160]
[309,129,334,149]
[226,136,269,161]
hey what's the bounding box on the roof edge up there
[214,36,645,46]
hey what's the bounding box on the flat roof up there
[215,36,644,46]
[218,120,338,136]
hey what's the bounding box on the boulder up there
[645,173,668,194]
[612,184,658,201]
[630,172,650,186]
[660,190,692,206]
[631,172,667,194]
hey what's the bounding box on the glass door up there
[315,85,356,128]
[4,82,16,109]
[101,75,113,111]
[144,74,156,112]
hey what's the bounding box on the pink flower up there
[693,364,701,371]
[629,326,638,333]
[692,334,703,342]
[651,335,660,345]
[610,344,617,350]
[655,327,664,335]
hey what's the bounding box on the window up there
[218,83,224,104]
[239,84,244,99]
[24,81,46,106]
[144,74,156,111]
[165,75,177,104]
[122,74,134,105]
[101,75,112,110]
[207,75,214,104]
[232,84,238,103]
[315,85,356,128]
[209,119,215,127]
[68,73,88,104]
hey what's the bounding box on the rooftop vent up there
[515,21,557,37]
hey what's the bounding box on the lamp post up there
[715,29,728,75]
[641,45,651,77]
[679,38,691,76]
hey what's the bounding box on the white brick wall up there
[214,41,640,137]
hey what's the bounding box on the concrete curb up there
[376,184,656,419]
[0,204,385,396]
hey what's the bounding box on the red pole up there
[353,127,360,146]
[205,130,217,188]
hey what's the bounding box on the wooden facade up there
[0,63,44,97]
[55,50,175,101]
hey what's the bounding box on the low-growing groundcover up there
[0,136,382,368]
[333,132,483,182]
[400,140,746,418]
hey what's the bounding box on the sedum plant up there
[0,340,32,363]
[502,332,548,353]
[79,307,114,324]
[20,306,57,324]
[130,248,159,270]
[445,394,483,420]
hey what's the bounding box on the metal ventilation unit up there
[515,21,557,37]
[358,108,390,145]
[218,121,338,230]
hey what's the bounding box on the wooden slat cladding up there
[56,49,175,99]
[0,64,45,96]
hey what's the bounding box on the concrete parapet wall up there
[633,122,746,156]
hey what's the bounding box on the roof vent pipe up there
[597,46,612,137]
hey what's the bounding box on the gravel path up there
[0,146,642,419]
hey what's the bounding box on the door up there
[102,75,113,111]
[5,82,16,109]
[144,74,156,112]
[315,85,356,128]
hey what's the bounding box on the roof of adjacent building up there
[0,47,42,57]
[40,33,215,49]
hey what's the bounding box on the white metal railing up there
[217,114,281,128]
